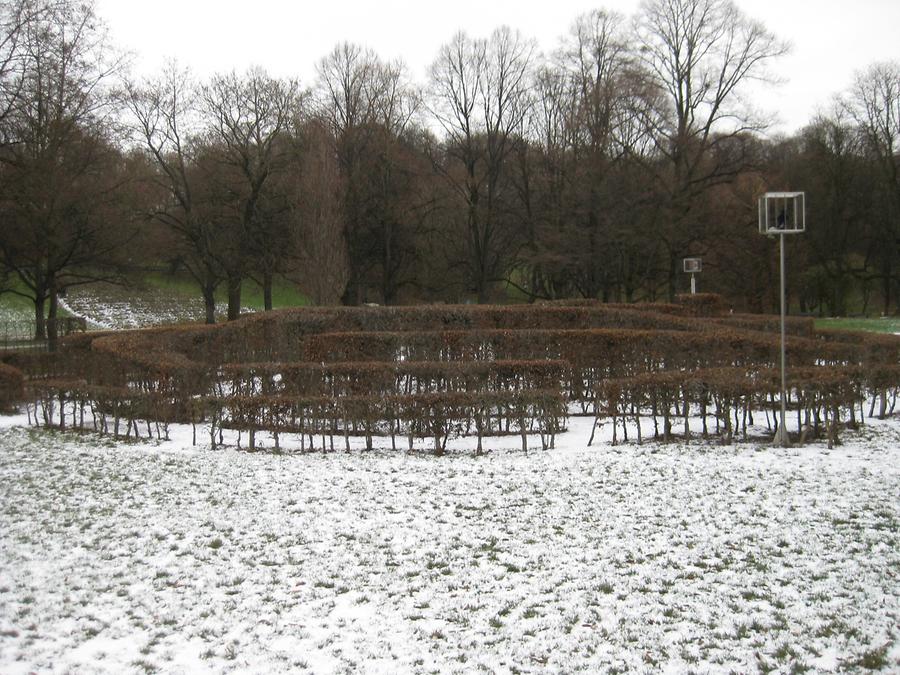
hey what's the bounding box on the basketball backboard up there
[759,192,805,234]
[683,258,702,273]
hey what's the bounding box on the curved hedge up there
[0,361,24,412]
[6,296,900,451]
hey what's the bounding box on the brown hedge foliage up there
[712,313,816,337]
[7,300,900,450]
[298,327,863,372]
[674,293,727,317]
[0,362,24,412]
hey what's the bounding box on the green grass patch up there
[815,317,900,334]
[239,277,310,310]
[0,292,34,323]
[0,277,73,322]
[142,272,309,310]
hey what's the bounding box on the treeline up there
[1,0,899,336]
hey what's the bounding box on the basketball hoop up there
[758,191,806,447]
[683,258,702,294]
[759,192,805,235]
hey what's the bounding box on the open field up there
[0,412,898,674]
[2,288,899,671]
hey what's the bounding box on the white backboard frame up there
[683,258,702,273]
[759,192,805,234]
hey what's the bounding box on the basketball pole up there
[777,231,789,447]
[760,191,803,447]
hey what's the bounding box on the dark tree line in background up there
[1,0,899,333]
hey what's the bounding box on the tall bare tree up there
[635,0,787,299]
[429,27,535,303]
[288,118,349,305]
[316,42,419,304]
[0,0,34,147]
[126,63,226,323]
[0,0,129,339]
[201,68,300,317]
[843,61,900,312]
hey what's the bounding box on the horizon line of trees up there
[1,0,899,339]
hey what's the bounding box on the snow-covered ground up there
[0,412,898,674]
[58,285,242,329]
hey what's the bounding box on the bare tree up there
[317,42,416,139]
[843,61,900,312]
[429,27,535,303]
[289,118,349,305]
[0,0,129,340]
[201,68,300,317]
[0,0,33,146]
[315,42,420,304]
[126,63,225,323]
[635,0,787,298]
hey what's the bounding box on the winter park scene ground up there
[1,289,899,674]
[1,412,899,674]
[4,0,900,670]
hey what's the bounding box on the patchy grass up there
[143,272,309,311]
[0,278,74,324]
[0,415,897,672]
[815,316,900,334]
[54,275,311,329]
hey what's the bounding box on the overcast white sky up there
[96,0,900,136]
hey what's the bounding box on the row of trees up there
[1,0,899,337]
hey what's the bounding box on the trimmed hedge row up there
[593,365,894,447]
[219,360,569,398]
[298,328,880,371]
[6,296,900,451]
[0,362,24,412]
[712,313,816,337]
[25,377,566,454]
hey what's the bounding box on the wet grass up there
[143,272,310,311]
[815,317,900,334]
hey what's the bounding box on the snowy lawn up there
[0,415,898,673]
[58,284,239,329]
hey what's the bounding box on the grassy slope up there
[815,317,900,334]
[7,274,900,332]
[144,273,310,310]
[1,274,309,330]
[0,278,74,322]
[0,289,33,322]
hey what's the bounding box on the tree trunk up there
[263,270,273,311]
[667,253,678,303]
[47,281,59,350]
[202,282,217,324]
[34,294,47,341]
[227,272,242,321]
[341,274,360,306]
[477,283,489,304]
[884,264,893,315]
[381,219,393,305]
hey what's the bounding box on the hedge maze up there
[2,295,899,452]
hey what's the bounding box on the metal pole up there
[691,273,696,295]
[778,232,789,446]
